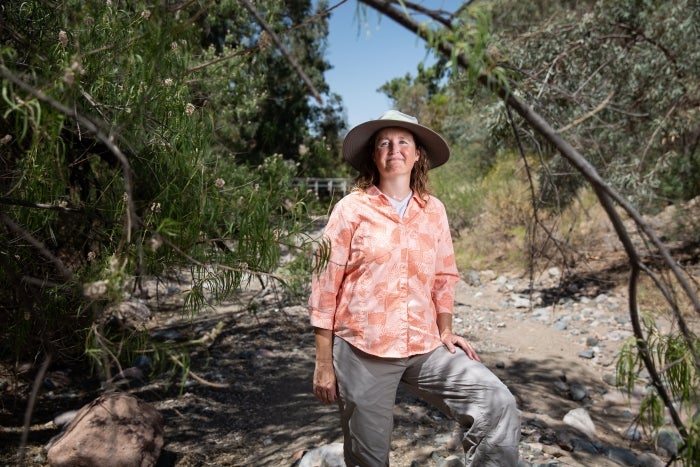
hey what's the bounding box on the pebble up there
[568,383,589,401]
[563,408,596,438]
[444,272,678,466]
[299,269,679,467]
[655,428,682,456]
[625,427,642,441]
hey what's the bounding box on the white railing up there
[294,178,352,197]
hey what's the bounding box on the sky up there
[323,1,446,130]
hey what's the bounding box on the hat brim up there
[342,120,450,171]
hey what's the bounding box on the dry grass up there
[453,165,700,304]
[456,168,700,317]
[452,156,623,277]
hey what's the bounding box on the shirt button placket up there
[399,224,409,353]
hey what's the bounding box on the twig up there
[0,212,74,282]
[186,47,257,74]
[397,0,457,27]
[557,91,614,133]
[19,353,52,465]
[21,276,65,288]
[573,56,616,98]
[536,43,584,99]
[0,196,80,213]
[169,354,229,388]
[638,100,678,175]
[239,0,323,105]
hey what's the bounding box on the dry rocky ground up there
[1,200,699,466]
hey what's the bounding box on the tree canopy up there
[361,1,699,463]
[489,0,700,209]
[0,0,340,370]
[2,0,699,462]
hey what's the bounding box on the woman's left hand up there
[440,329,481,361]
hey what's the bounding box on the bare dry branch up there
[557,91,614,133]
[0,212,74,282]
[0,65,139,247]
[169,355,230,388]
[186,46,257,74]
[240,0,323,105]
[19,353,52,465]
[0,196,81,213]
[359,0,700,439]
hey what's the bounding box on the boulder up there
[562,407,596,439]
[297,443,344,467]
[47,392,164,467]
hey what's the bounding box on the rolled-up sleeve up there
[308,205,352,330]
[308,188,460,358]
[432,203,459,316]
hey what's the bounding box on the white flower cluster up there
[83,279,108,299]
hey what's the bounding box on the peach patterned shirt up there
[308,185,460,358]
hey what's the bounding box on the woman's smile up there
[373,127,420,175]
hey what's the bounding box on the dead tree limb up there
[0,213,74,282]
[0,65,139,248]
[240,0,323,105]
[359,0,699,439]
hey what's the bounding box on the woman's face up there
[371,127,421,179]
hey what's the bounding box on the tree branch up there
[240,0,323,105]
[358,0,700,439]
[557,90,614,133]
[19,353,52,465]
[187,1,348,75]
[0,212,74,282]
[0,65,139,247]
[0,196,81,213]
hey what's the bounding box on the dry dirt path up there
[0,268,685,467]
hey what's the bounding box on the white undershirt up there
[387,191,412,218]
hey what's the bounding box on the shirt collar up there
[368,185,426,208]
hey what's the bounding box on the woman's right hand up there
[313,360,337,404]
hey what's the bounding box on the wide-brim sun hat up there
[342,110,450,171]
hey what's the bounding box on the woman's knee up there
[488,382,518,421]
[455,375,518,431]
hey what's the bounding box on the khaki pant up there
[333,338,520,467]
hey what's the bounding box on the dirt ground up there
[2,198,699,466]
[1,271,690,467]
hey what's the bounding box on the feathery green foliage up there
[371,2,699,461]
[487,0,700,210]
[0,0,335,380]
[617,313,700,464]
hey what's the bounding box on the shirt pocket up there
[349,227,394,269]
[407,230,438,283]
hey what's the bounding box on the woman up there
[309,110,520,466]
